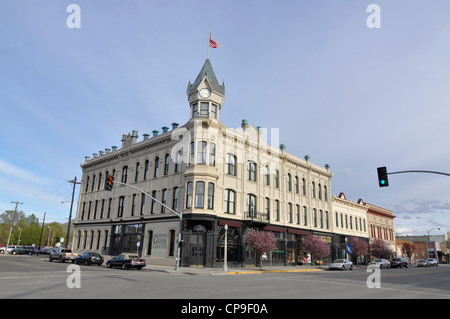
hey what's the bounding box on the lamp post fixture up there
[223,224,228,272]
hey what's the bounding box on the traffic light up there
[377,167,389,187]
[105,175,114,191]
[183,220,188,231]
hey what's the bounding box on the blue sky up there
[1,0,449,235]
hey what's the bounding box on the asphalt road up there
[1,254,449,301]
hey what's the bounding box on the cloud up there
[0,158,46,185]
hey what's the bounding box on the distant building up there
[396,235,448,263]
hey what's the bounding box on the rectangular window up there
[195,181,205,208]
[151,190,157,214]
[186,182,193,209]
[161,189,167,213]
[200,102,209,117]
[118,196,125,218]
[211,103,218,118]
[226,154,236,176]
[224,189,235,214]
[303,206,307,226]
[248,161,256,181]
[198,141,207,164]
[247,194,256,217]
[192,103,198,118]
[140,193,145,215]
[209,143,216,166]
[172,187,179,211]
[207,182,214,210]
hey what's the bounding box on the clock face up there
[199,88,211,98]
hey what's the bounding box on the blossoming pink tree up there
[348,236,369,266]
[245,229,277,270]
[303,235,331,268]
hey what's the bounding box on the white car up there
[329,259,353,270]
[427,258,438,267]
[417,259,429,267]
[370,258,391,269]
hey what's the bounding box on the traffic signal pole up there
[111,180,183,270]
[378,167,450,187]
[387,170,450,177]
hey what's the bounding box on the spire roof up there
[187,59,225,95]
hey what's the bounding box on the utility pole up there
[66,177,81,249]
[6,201,23,251]
[37,212,46,255]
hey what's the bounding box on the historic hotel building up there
[72,59,370,268]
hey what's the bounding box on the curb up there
[227,269,323,275]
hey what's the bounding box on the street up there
[1,254,449,300]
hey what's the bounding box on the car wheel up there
[106,262,111,268]
[122,263,128,270]
[75,259,79,265]
[349,265,353,270]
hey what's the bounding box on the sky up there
[1,0,449,236]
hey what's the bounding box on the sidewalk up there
[145,264,323,275]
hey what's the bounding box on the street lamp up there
[223,224,228,272]
[427,228,440,236]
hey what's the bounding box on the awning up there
[288,228,311,236]
[218,219,242,228]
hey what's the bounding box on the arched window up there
[287,173,292,191]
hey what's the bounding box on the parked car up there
[49,248,78,263]
[427,258,438,267]
[328,259,353,270]
[370,259,391,269]
[75,252,104,266]
[417,259,430,267]
[391,257,408,268]
[12,246,35,255]
[106,254,146,270]
[1,245,18,254]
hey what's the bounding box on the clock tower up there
[186,59,225,121]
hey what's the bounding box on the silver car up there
[370,258,391,269]
[427,258,438,267]
[417,259,429,267]
[329,259,353,270]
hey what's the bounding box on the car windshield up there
[333,259,344,263]
[128,255,140,259]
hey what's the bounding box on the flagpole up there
[208,25,211,59]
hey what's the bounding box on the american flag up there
[209,34,219,48]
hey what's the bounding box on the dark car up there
[75,252,104,266]
[391,257,408,268]
[11,246,34,255]
[106,254,146,270]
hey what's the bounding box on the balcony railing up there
[245,211,269,222]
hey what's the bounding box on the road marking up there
[262,275,450,298]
